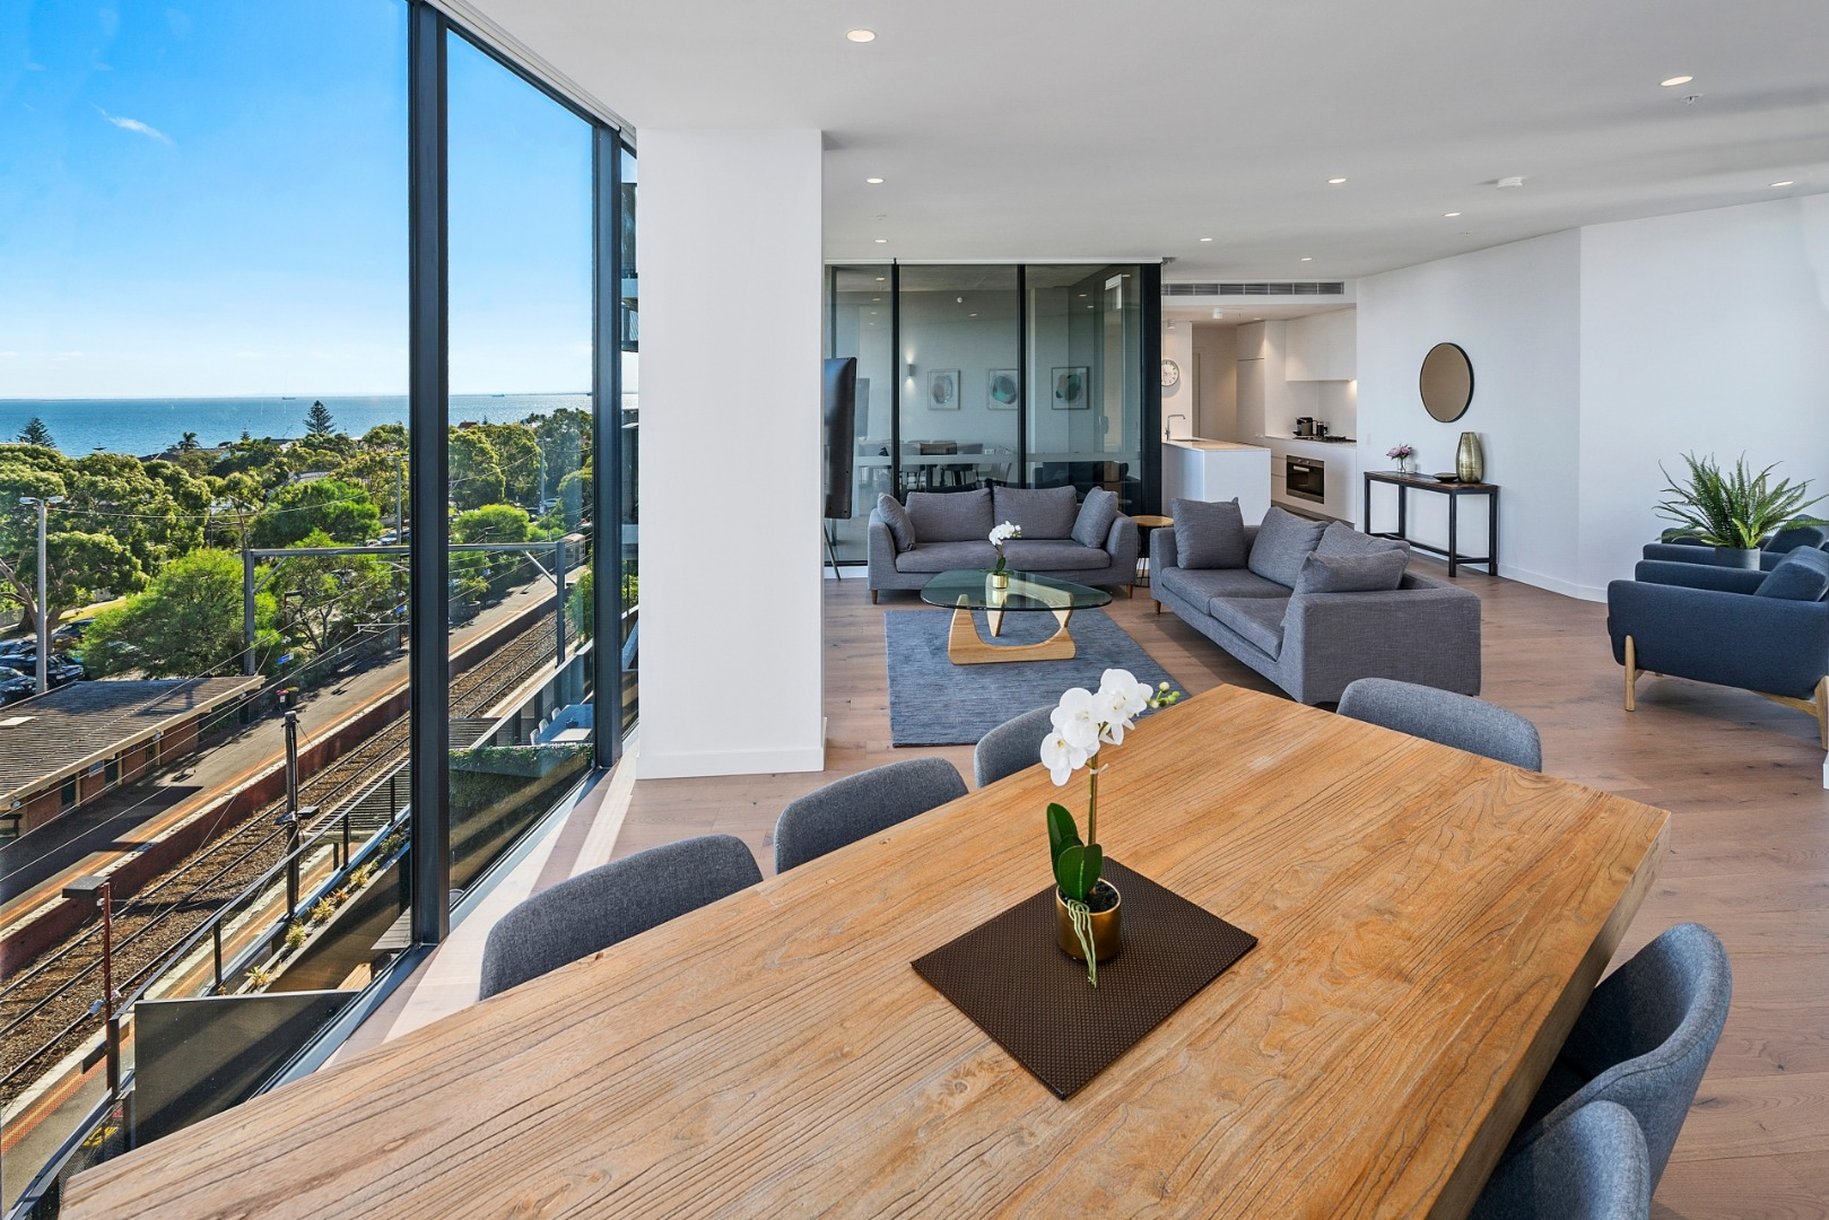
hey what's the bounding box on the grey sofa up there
[1152,509,1482,705]
[868,485,1139,600]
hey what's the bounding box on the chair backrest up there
[1471,1100,1650,1220]
[478,833,762,999]
[1338,677,1543,771]
[973,706,1055,788]
[1528,923,1732,1188]
[774,758,967,872]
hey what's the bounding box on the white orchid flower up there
[1051,686,1103,752]
[988,520,1023,546]
[1040,728,1090,786]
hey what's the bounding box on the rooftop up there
[0,677,265,805]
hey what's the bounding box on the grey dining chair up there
[1509,923,1732,1190]
[774,758,967,872]
[973,706,1055,787]
[1471,1099,1650,1220]
[479,833,762,999]
[1337,676,1544,770]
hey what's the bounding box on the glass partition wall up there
[825,262,1158,563]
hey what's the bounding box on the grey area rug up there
[884,607,1179,747]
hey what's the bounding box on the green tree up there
[266,530,397,655]
[451,503,534,545]
[477,422,543,506]
[177,431,201,452]
[361,422,407,452]
[567,567,593,641]
[448,427,505,510]
[17,417,54,448]
[84,549,277,678]
[304,399,336,437]
[250,478,382,548]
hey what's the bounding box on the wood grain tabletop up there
[64,685,1670,1219]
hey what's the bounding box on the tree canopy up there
[17,417,54,447]
[85,549,277,678]
[250,478,383,549]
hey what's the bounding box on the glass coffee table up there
[919,569,1113,665]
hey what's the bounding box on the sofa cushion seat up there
[1157,565,1291,604]
[905,488,993,543]
[1207,596,1287,658]
[998,539,1107,571]
[894,540,999,573]
[991,485,1080,540]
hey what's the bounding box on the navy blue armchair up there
[1607,558,1829,747]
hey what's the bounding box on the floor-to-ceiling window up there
[1027,265,1148,514]
[443,31,594,895]
[0,4,634,1210]
[824,264,894,562]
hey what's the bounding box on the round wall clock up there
[1160,359,1181,388]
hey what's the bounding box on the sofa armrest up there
[1151,524,1179,572]
[1607,579,1829,699]
[1103,515,1140,575]
[1643,541,1788,572]
[1633,561,1768,595]
[1281,582,1483,703]
[867,510,899,588]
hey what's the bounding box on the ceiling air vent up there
[1164,282,1346,297]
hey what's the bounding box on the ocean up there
[0,394,592,457]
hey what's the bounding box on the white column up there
[636,129,825,778]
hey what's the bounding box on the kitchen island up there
[1161,438,1271,519]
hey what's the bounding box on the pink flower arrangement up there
[1386,443,1416,461]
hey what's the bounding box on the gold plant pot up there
[1056,883,1122,963]
[989,571,1010,590]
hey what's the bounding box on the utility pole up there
[62,875,119,1097]
[21,495,65,694]
[276,687,307,919]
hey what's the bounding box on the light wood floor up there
[617,565,1829,1219]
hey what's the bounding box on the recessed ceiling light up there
[1327,177,1347,185]
[969,312,978,317]
[1772,180,1796,188]
[846,29,876,42]
[1660,75,1693,87]
[1077,293,1088,298]
[1443,211,1462,218]
[875,276,886,282]
[874,237,888,243]
[872,297,881,301]
[1198,236,1214,242]
[1300,256,1313,262]
[865,177,884,184]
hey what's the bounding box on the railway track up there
[0,611,575,1112]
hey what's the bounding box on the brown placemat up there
[911,859,1257,1098]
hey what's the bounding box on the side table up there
[1131,514,1174,586]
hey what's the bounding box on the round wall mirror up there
[1419,342,1474,422]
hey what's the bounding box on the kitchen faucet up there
[1165,413,1189,440]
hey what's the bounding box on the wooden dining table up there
[64,686,1670,1219]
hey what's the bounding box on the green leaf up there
[1046,803,1081,868]
[1054,843,1103,902]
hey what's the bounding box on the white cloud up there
[95,106,172,145]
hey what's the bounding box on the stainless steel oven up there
[1286,455,1326,504]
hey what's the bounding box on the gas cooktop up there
[1292,434,1357,443]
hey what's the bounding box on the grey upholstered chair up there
[1338,676,1543,770]
[479,833,762,999]
[774,758,967,872]
[1509,923,1732,1190]
[973,706,1055,787]
[1471,1100,1650,1220]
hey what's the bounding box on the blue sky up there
[0,1,594,398]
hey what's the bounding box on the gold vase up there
[989,570,1010,590]
[1456,431,1485,482]
[1056,883,1122,962]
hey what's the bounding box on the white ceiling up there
[468,0,1829,281]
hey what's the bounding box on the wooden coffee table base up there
[948,604,1075,664]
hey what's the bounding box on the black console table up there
[1362,471,1499,577]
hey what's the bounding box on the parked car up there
[52,618,96,646]
[0,668,34,705]
[0,650,84,686]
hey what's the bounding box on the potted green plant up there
[1656,452,1827,568]
[1041,668,1181,986]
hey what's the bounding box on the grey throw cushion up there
[1316,520,1410,561]
[906,488,993,543]
[1768,522,1829,554]
[1172,498,1248,569]
[876,494,916,552]
[1248,506,1328,588]
[1294,549,1410,594]
[1754,547,1829,600]
[992,485,1080,540]
[1071,487,1121,549]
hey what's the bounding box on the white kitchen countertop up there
[1164,438,1271,452]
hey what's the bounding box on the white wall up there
[1577,195,1829,591]
[1357,230,1584,594]
[638,129,826,778]
[1160,322,1194,436]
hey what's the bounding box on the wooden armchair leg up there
[870,590,879,605]
[1816,675,1828,750]
[1624,635,1638,712]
